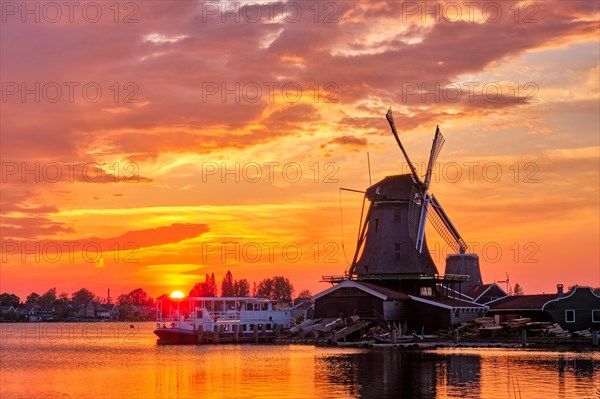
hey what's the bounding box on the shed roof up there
[312,280,410,301]
[488,294,557,311]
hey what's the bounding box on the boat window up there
[261,303,268,311]
[266,324,271,330]
[242,325,247,331]
[196,310,203,318]
[250,324,254,331]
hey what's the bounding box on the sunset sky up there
[1,1,598,301]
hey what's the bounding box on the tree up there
[234,279,250,297]
[26,292,40,304]
[39,288,57,306]
[207,273,217,296]
[256,278,273,298]
[129,288,153,305]
[0,293,20,307]
[513,283,524,296]
[56,292,69,305]
[71,288,95,303]
[256,276,294,300]
[567,284,581,293]
[294,290,312,304]
[189,274,218,297]
[221,271,235,297]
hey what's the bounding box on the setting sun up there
[170,291,185,300]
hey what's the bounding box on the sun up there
[170,290,185,299]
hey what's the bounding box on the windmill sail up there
[423,126,444,189]
[386,108,422,188]
[428,194,468,254]
[415,127,445,252]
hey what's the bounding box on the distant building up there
[95,303,119,320]
[488,285,600,331]
[16,303,41,321]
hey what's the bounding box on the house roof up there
[312,280,410,301]
[293,300,314,311]
[489,294,558,311]
[464,284,492,300]
[410,295,487,310]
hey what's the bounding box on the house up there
[488,285,600,331]
[67,301,87,318]
[16,303,41,321]
[313,280,487,334]
[542,286,600,331]
[40,305,57,321]
[0,305,16,320]
[95,303,119,320]
[291,300,315,321]
[464,283,508,305]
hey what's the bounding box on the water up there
[0,322,598,398]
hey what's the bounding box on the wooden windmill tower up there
[339,109,482,294]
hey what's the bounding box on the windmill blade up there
[386,108,423,189]
[415,195,431,253]
[423,126,445,189]
[427,194,468,254]
[348,198,374,275]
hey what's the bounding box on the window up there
[375,219,379,232]
[395,244,402,260]
[593,310,600,323]
[420,287,433,296]
[565,309,575,323]
[393,209,401,223]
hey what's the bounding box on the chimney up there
[557,284,564,298]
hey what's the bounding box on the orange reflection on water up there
[0,323,598,399]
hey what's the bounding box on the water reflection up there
[0,323,598,399]
[317,349,599,399]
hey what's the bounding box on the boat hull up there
[154,328,198,345]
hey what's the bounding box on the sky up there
[1,0,599,301]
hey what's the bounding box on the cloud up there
[1,223,210,252]
[321,135,368,152]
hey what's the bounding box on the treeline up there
[0,271,312,321]
[186,271,297,301]
[0,287,155,309]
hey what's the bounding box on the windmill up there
[346,108,481,293]
[385,108,467,256]
[498,273,512,296]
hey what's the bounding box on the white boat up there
[154,296,292,345]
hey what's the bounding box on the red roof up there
[464,284,492,300]
[489,294,557,310]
